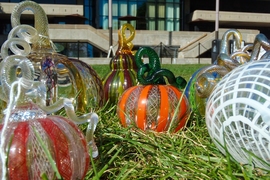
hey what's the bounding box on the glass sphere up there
[206,59,270,169]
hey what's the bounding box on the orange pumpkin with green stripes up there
[117,85,190,132]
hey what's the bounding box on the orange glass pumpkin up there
[117,84,189,132]
[117,47,189,132]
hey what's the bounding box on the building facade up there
[1,0,270,59]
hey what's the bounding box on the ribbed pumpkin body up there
[6,1,104,113]
[117,85,190,132]
[0,103,89,180]
[28,53,104,112]
[103,23,137,105]
[184,69,206,116]
[103,51,137,105]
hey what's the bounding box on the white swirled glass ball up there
[205,59,270,169]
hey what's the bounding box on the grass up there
[83,64,270,179]
[91,64,205,81]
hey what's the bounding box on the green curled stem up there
[135,47,186,89]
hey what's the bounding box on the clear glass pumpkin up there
[0,54,96,179]
[5,1,104,113]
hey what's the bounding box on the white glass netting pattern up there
[206,59,270,169]
[166,87,182,129]
[51,116,88,180]
[124,86,143,125]
[146,86,161,129]
[28,121,55,179]
[123,85,181,131]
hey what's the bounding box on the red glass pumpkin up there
[117,85,190,132]
[0,102,90,180]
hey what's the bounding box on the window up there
[99,0,182,31]
[146,1,181,31]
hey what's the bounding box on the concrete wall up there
[0,3,83,16]
[1,24,259,56]
[79,57,212,65]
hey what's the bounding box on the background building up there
[0,0,269,63]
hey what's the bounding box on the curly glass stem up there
[0,55,34,102]
[118,23,135,52]
[196,30,244,99]
[230,51,250,64]
[195,65,229,98]
[8,24,38,44]
[11,1,52,50]
[1,38,31,59]
[219,29,242,55]
[250,33,270,61]
[1,25,36,60]
[135,47,186,89]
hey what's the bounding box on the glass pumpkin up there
[117,85,190,132]
[206,59,270,169]
[184,69,205,115]
[185,65,228,117]
[0,57,94,179]
[7,1,104,113]
[184,29,245,117]
[103,23,137,105]
[0,102,90,180]
[0,24,99,179]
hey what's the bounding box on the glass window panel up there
[100,1,108,16]
[87,44,93,57]
[119,1,127,16]
[112,17,118,29]
[55,0,76,4]
[166,18,174,31]
[120,20,128,27]
[148,3,155,18]
[61,42,87,57]
[100,16,108,29]
[112,2,118,16]
[85,0,90,6]
[175,19,180,31]
[33,0,53,3]
[175,6,180,19]
[130,21,137,30]
[158,19,165,30]
[158,4,165,18]
[129,1,137,16]
[130,21,136,29]
[166,3,174,18]
[148,19,155,30]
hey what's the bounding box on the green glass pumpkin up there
[103,23,137,105]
